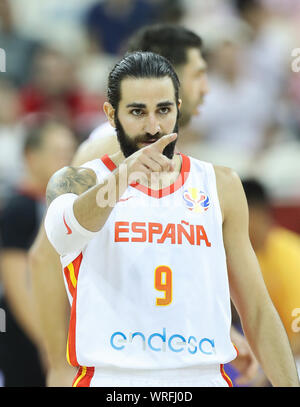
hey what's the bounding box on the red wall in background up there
[271,204,300,235]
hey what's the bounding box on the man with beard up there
[30,25,257,387]
[44,51,299,387]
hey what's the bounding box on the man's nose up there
[144,114,161,136]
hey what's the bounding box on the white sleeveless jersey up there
[61,153,237,370]
[88,121,115,141]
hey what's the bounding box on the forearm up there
[29,228,70,368]
[0,252,42,346]
[31,262,69,368]
[2,274,42,346]
[220,167,299,386]
[242,299,299,387]
[73,165,126,232]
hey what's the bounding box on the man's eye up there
[159,107,170,114]
[131,109,144,116]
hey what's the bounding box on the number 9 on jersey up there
[154,265,173,306]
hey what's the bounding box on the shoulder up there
[213,165,242,189]
[213,165,246,222]
[46,166,97,206]
[72,134,120,166]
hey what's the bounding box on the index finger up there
[152,133,177,153]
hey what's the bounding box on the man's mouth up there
[140,138,159,146]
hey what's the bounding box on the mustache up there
[135,133,163,143]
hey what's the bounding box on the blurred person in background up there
[29,24,259,387]
[0,0,40,86]
[241,178,300,384]
[233,0,294,98]
[7,0,99,57]
[19,47,103,140]
[0,79,25,208]
[0,118,77,387]
[180,0,298,182]
[186,37,275,169]
[154,0,185,25]
[85,0,165,57]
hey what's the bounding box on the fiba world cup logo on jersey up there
[183,188,210,213]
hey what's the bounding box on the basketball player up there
[44,51,299,387]
[30,25,257,387]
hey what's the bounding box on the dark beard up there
[115,115,179,159]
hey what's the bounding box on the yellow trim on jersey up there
[67,263,77,288]
[73,366,87,387]
[221,364,233,387]
[66,334,71,365]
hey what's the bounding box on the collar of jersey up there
[100,153,191,199]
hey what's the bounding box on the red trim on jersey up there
[72,366,83,387]
[63,212,72,235]
[101,153,117,171]
[66,253,83,367]
[100,153,191,199]
[63,266,75,299]
[72,366,95,387]
[63,253,83,299]
[220,364,233,387]
[233,343,239,357]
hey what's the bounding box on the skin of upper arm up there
[215,166,272,320]
[45,134,122,206]
[45,166,97,207]
[0,250,28,295]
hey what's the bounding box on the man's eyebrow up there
[126,103,146,108]
[126,101,175,108]
[156,101,175,107]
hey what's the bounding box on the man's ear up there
[103,102,116,128]
[177,98,182,111]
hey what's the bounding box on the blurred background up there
[0,0,299,387]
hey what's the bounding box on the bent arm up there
[45,133,176,256]
[218,167,299,387]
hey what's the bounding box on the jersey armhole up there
[206,163,224,226]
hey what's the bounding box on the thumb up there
[152,133,177,153]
